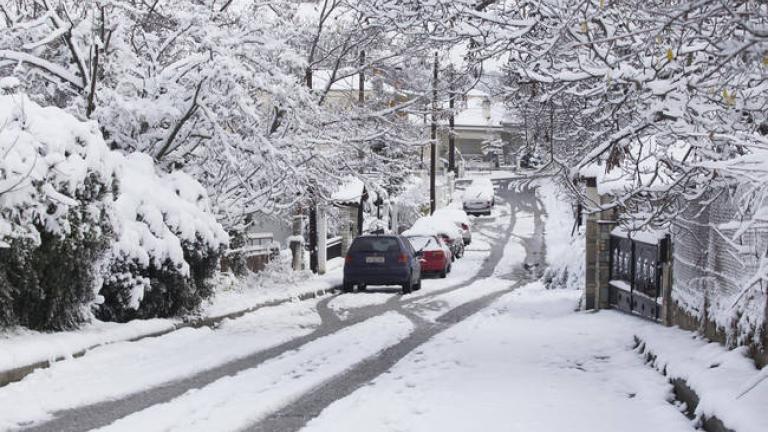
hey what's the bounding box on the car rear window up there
[407,236,436,252]
[349,237,401,253]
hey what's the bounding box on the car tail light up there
[426,250,444,259]
[398,254,408,264]
[345,255,352,264]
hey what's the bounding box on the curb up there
[634,335,736,432]
[0,285,339,389]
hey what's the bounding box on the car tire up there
[342,282,353,293]
[440,269,447,278]
[359,284,367,291]
[414,279,422,291]
[402,278,412,294]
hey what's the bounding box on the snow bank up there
[0,319,175,374]
[637,326,768,432]
[537,179,585,291]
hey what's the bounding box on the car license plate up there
[366,256,385,264]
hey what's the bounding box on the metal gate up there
[608,233,668,321]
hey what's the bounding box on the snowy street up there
[0,182,703,432]
[2,2,767,431]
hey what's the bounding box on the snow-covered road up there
[2,181,697,432]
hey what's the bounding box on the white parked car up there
[462,178,495,216]
[432,207,472,245]
[403,215,465,260]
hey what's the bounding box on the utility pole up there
[306,68,319,273]
[430,51,438,214]
[448,66,456,174]
[358,50,365,105]
[358,50,366,168]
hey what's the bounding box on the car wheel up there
[342,282,353,293]
[402,278,412,294]
[413,279,422,291]
[358,284,367,291]
[440,269,447,278]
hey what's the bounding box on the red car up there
[406,235,452,278]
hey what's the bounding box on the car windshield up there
[349,237,400,253]
[407,236,436,252]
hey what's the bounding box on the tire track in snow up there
[92,313,414,432]
[248,183,546,432]
[19,182,539,432]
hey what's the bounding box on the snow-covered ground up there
[0,263,342,387]
[0,298,323,430]
[637,326,768,432]
[94,313,413,432]
[407,277,515,322]
[302,283,697,432]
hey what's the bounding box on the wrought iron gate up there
[608,233,669,321]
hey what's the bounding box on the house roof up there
[331,176,366,206]
[454,97,508,129]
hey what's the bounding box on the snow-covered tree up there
[0,88,227,328]
[466,0,768,345]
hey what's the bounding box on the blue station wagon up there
[343,235,422,294]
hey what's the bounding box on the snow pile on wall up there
[537,180,584,291]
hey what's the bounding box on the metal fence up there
[671,190,768,344]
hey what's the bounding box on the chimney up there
[482,97,491,121]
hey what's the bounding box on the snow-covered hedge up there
[0,91,227,329]
[0,92,115,330]
[98,153,228,322]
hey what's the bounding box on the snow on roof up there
[332,176,366,206]
[578,136,689,196]
[454,96,507,129]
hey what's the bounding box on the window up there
[350,237,400,253]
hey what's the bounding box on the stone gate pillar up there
[290,211,304,271]
[584,177,598,310]
[317,207,327,275]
